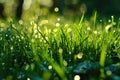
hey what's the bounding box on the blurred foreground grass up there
[0,14,120,80]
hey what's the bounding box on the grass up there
[0,14,120,80]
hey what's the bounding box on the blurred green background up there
[0,0,120,19]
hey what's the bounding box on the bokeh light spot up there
[74,75,81,80]
[54,7,59,12]
[48,65,52,70]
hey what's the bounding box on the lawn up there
[0,14,120,80]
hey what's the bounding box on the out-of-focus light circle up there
[74,75,81,80]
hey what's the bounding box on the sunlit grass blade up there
[99,45,107,79]
[79,13,84,29]
[93,11,97,28]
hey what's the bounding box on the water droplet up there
[108,19,111,23]
[48,65,52,70]
[27,78,31,80]
[58,48,63,54]
[5,34,8,37]
[63,60,68,66]
[106,70,112,76]
[111,16,114,19]
[10,46,13,50]
[14,59,17,63]
[56,23,60,27]
[100,19,102,22]
[57,18,60,21]
[74,75,81,80]
[21,36,24,39]
[76,53,83,59]
[69,52,71,55]
[54,7,59,12]
[2,63,5,66]
[105,25,112,33]
[25,45,28,48]
[69,59,71,62]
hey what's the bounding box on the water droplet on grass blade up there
[106,70,112,76]
[58,48,63,54]
[100,19,102,22]
[76,53,83,59]
[108,19,111,23]
[63,60,68,66]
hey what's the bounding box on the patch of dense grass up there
[0,15,120,80]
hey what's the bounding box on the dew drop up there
[5,34,8,37]
[2,63,5,66]
[54,7,59,12]
[69,52,71,55]
[100,19,102,22]
[48,65,52,70]
[63,60,68,66]
[57,18,60,21]
[27,78,31,80]
[108,19,111,23]
[10,46,13,50]
[56,23,60,27]
[77,53,83,59]
[106,70,112,76]
[74,75,81,80]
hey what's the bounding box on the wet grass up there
[0,15,120,80]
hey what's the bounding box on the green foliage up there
[0,15,120,80]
